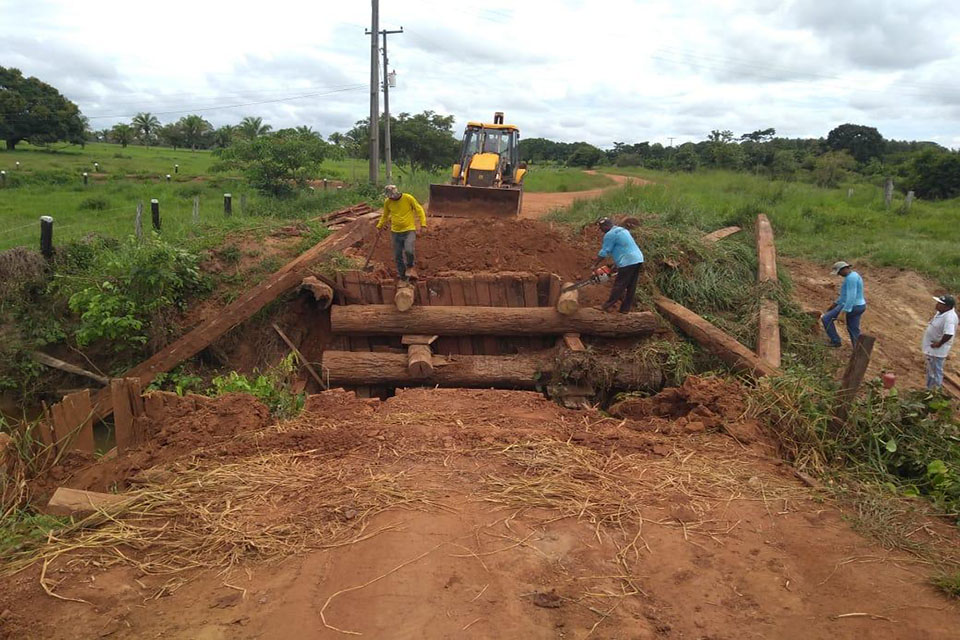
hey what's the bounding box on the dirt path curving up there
[784,257,958,391]
[520,172,650,219]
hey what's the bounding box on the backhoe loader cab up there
[428,112,526,218]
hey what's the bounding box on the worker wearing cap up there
[822,261,867,347]
[591,217,644,313]
[377,185,426,281]
[923,295,957,390]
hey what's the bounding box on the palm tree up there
[328,131,344,147]
[177,114,213,150]
[111,123,134,148]
[212,125,236,149]
[131,112,161,146]
[238,116,272,139]
[295,125,321,139]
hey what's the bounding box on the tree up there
[671,144,700,172]
[157,123,184,150]
[111,123,134,148]
[177,114,212,150]
[295,125,321,139]
[131,112,160,146]
[238,116,272,140]
[328,131,344,147]
[0,66,85,150]
[739,128,776,143]
[770,150,798,179]
[212,125,236,149]
[566,143,604,168]
[906,149,960,200]
[214,132,329,196]
[826,124,884,163]
[813,150,857,187]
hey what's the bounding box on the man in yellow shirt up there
[377,184,427,281]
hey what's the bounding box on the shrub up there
[78,196,110,210]
[209,353,304,417]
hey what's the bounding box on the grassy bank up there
[598,168,960,290]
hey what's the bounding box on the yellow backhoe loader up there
[428,112,527,218]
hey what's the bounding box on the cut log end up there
[395,283,416,312]
[300,276,334,309]
[407,344,433,378]
[557,285,579,316]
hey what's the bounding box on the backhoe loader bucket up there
[428,184,522,218]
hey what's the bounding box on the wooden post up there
[884,177,894,209]
[905,190,915,211]
[135,202,143,239]
[174,164,179,174]
[0,170,5,187]
[83,172,88,185]
[407,344,433,377]
[847,188,854,198]
[395,282,415,311]
[192,196,199,224]
[557,284,579,315]
[150,199,160,231]
[94,162,99,172]
[240,193,247,215]
[223,193,232,216]
[832,334,876,428]
[15,161,20,170]
[40,216,54,258]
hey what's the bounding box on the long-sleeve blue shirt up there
[835,271,866,312]
[598,226,644,268]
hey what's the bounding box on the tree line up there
[520,124,960,200]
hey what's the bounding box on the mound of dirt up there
[610,375,765,443]
[361,218,601,282]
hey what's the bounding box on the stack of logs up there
[321,277,662,391]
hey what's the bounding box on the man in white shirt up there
[922,295,957,390]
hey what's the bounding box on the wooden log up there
[394,282,415,312]
[832,335,876,428]
[91,216,376,419]
[757,299,782,369]
[407,344,433,378]
[321,350,662,390]
[31,352,109,386]
[654,296,777,378]
[557,284,579,315]
[702,226,741,244]
[45,487,129,518]
[299,276,334,309]
[331,305,658,337]
[755,214,777,284]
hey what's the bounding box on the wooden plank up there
[474,275,499,355]
[654,296,778,378]
[381,280,397,307]
[31,352,109,385]
[61,389,94,453]
[832,335,876,428]
[757,299,782,369]
[416,279,430,306]
[46,487,129,518]
[504,275,530,351]
[536,273,552,307]
[563,333,586,352]
[448,278,473,355]
[702,226,741,244]
[111,379,135,454]
[402,335,439,346]
[547,274,563,308]
[459,276,486,354]
[433,278,460,356]
[755,214,777,284]
[50,402,69,450]
[91,216,375,419]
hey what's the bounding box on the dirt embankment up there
[5,381,960,640]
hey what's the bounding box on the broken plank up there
[401,334,439,346]
[46,487,130,518]
[563,333,586,352]
[757,299,782,369]
[702,226,741,244]
[755,214,777,284]
[31,352,109,386]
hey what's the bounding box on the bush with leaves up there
[209,353,304,417]
[214,130,328,196]
[59,236,204,349]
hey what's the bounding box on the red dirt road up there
[520,172,648,219]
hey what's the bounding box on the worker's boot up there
[405,266,419,281]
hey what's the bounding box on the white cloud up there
[1,0,958,148]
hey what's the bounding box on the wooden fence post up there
[832,334,876,429]
[240,193,246,215]
[40,216,54,258]
[174,164,179,174]
[0,170,5,187]
[192,196,199,224]
[905,191,915,211]
[151,199,160,231]
[884,177,894,209]
[135,202,143,239]
[83,172,88,185]
[223,193,232,216]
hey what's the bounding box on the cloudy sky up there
[2,0,958,148]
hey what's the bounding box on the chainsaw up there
[562,265,616,292]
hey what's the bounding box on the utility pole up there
[367,0,380,184]
[668,137,675,147]
[379,27,403,182]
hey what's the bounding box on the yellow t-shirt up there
[377,193,427,233]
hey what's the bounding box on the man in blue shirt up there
[822,260,867,347]
[591,217,645,313]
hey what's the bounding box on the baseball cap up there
[831,261,852,275]
[933,295,956,308]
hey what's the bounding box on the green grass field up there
[594,168,960,291]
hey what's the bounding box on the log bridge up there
[323,270,660,395]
